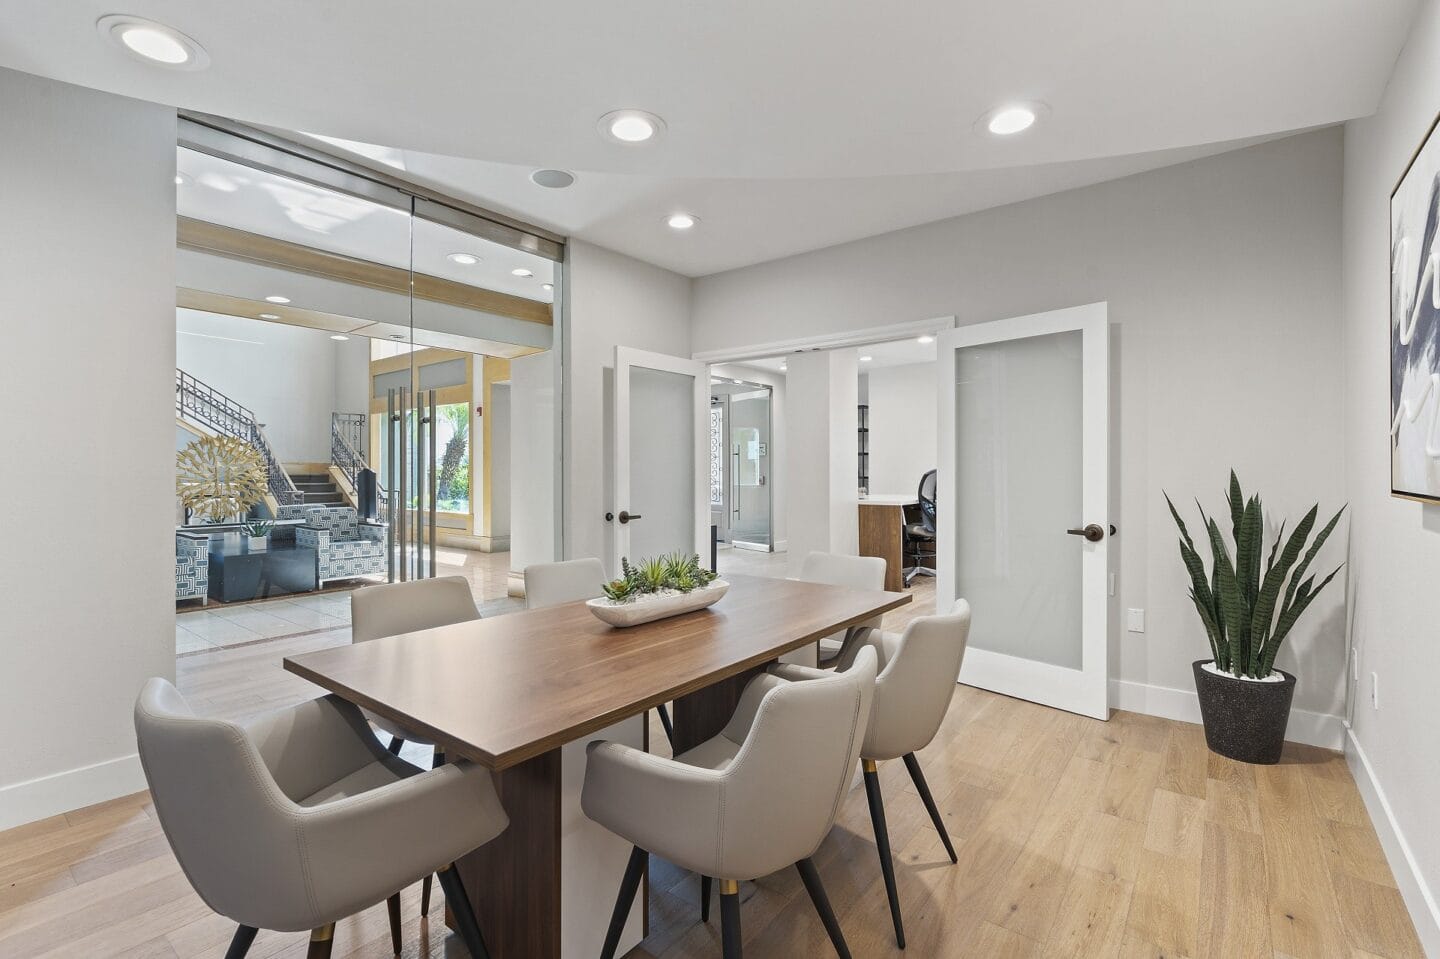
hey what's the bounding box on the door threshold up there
[732,540,772,553]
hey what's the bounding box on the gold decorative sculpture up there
[176,435,268,523]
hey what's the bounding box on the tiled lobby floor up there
[174,548,520,655]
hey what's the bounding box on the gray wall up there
[565,241,692,572]
[693,129,1349,724]
[0,69,177,828]
[1342,0,1440,948]
[866,361,938,497]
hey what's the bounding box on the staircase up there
[290,472,346,506]
[175,368,303,508]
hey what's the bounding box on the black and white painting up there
[1391,114,1440,501]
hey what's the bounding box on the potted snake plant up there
[1165,472,1345,764]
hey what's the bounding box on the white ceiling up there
[0,0,1420,275]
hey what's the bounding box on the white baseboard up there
[1345,729,1440,958]
[773,540,788,553]
[0,753,147,832]
[1109,678,1345,750]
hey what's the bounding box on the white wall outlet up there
[1371,671,1380,710]
[1126,608,1145,633]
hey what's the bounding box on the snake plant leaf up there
[1165,492,1197,552]
[1250,511,1316,654]
[1263,564,1344,675]
[1265,519,1286,574]
[1208,518,1250,669]
[1190,588,1224,664]
[1228,471,1245,546]
[1235,496,1263,610]
[1282,506,1347,617]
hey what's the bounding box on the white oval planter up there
[587,580,729,628]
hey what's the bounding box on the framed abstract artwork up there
[1391,111,1440,502]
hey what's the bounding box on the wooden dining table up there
[284,572,909,959]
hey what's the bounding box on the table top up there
[283,573,909,770]
[858,494,919,507]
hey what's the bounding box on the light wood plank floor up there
[0,560,1421,958]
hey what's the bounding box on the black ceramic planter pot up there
[1192,660,1296,765]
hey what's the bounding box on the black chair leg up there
[796,858,852,959]
[700,874,712,921]
[719,879,742,959]
[903,752,957,863]
[386,893,402,955]
[422,747,446,915]
[602,846,647,959]
[656,704,675,748]
[436,864,492,959]
[388,736,404,755]
[863,760,906,949]
[224,925,258,959]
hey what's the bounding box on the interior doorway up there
[708,375,775,552]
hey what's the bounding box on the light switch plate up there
[1126,608,1145,633]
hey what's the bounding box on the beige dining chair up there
[134,678,507,959]
[525,557,676,747]
[350,574,480,913]
[583,646,878,959]
[832,598,972,948]
[795,551,887,666]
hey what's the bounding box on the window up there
[435,402,472,513]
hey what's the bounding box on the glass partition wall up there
[174,116,563,614]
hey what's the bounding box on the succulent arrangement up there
[1166,471,1345,680]
[242,521,274,538]
[601,552,718,603]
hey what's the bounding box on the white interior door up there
[937,303,1111,719]
[613,347,709,572]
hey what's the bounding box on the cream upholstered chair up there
[350,575,480,913]
[525,558,676,747]
[796,551,887,666]
[834,599,972,948]
[583,646,878,959]
[134,678,507,959]
[523,557,607,609]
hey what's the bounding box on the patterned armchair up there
[296,505,387,585]
[175,530,209,604]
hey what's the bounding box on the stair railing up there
[331,412,386,522]
[176,369,303,507]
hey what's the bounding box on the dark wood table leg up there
[671,662,772,754]
[450,749,562,958]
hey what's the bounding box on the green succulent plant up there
[242,521,274,538]
[1165,471,1345,680]
[600,552,718,603]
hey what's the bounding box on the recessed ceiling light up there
[388,333,405,340]
[860,355,873,362]
[97,15,209,70]
[512,268,533,278]
[258,313,280,321]
[599,109,666,144]
[530,169,575,189]
[667,213,698,230]
[732,379,744,385]
[447,253,480,266]
[174,172,189,186]
[918,334,935,344]
[264,295,290,304]
[980,103,1046,136]
[330,334,349,341]
[542,283,554,292]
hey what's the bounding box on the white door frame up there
[937,302,1111,720]
[613,346,709,572]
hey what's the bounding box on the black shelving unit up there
[858,404,870,492]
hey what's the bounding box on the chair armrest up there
[300,762,508,918]
[581,741,724,873]
[295,525,329,548]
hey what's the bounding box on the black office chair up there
[903,469,937,586]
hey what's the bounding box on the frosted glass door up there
[613,347,708,572]
[729,389,771,547]
[937,303,1110,719]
